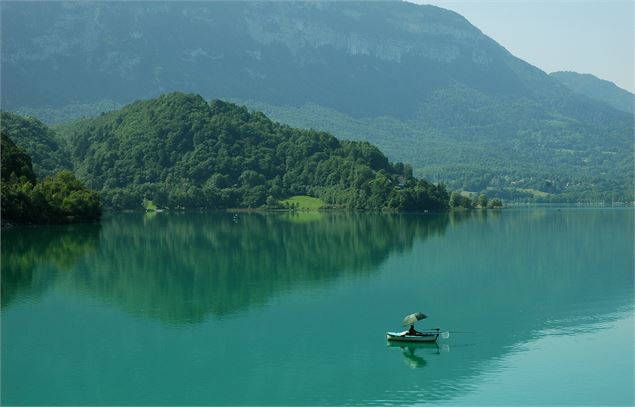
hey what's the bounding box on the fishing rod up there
[420,328,475,333]
[417,328,476,339]
[422,328,476,334]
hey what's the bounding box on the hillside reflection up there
[2,212,452,323]
[1,224,101,306]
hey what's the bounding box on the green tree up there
[489,198,503,208]
[449,191,473,209]
[1,133,101,224]
[477,194,488,208]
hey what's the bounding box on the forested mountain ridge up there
[49,92,449,210]
[550,71,634,114]
[248,83,633,202]
[2,1,632,201]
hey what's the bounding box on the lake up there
[2,208,633,405]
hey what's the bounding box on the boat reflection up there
[387,341,449,369]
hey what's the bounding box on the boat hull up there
[386,331,439,343]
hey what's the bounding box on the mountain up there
[48,92,449,210]
[551,71,634,114]
[1,1,632,201]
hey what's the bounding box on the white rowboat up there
[386,331,439,343]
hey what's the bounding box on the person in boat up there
[407,324,423,336]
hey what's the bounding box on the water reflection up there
[2,212,452,323]
[387,342,444,369]
[401,347,428,369]
[1,224,101,306]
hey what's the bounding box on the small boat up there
[386,331,439,343]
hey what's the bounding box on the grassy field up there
[142,198,158,211]
[519,188,550,198]
[280,195,326,210]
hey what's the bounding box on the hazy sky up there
[409,0,634,92]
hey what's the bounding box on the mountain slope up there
[0,1,540,116]
[1,1,632,201]
[551,71,634,114]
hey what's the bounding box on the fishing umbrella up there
[402,312,427,326]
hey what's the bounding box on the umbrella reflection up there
[402,347,427,369]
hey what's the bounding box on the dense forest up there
[1,131,101,225]
[5,93,450,211]
[250,90,633,203]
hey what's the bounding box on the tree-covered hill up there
[54,92,448,210]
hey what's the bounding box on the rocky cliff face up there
[1,1,554,116]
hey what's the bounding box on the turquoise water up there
[2,208,633,405]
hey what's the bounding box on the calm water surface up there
[2,208,633,405]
